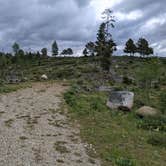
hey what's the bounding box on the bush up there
[159,90,166,114]
[137,116,166,132]
[115,157,135,166]
[64,85,79,107]
[134,99,145,108]
[56,67,75,79]
[147,134,166,147]
[0,79,4,86]
[123,76,133,85]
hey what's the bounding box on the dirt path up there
[0,82,100,166]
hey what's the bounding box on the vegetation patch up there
[4,119,14,127]
[115,157,136,166]
[137,116,166,132]
[65,80,166,166]
[0,83,31,94]
[19,136,28,140]
[54,142,69,154]
[147,134,166,147]
[0,111,5,117]
[48,108,56,114]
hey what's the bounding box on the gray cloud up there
[0,0,165,56]
[113,0,166,56]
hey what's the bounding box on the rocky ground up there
[0,82,100,166]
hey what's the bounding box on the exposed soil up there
[0,82,100,166]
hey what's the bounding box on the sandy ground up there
[0,82,100,166]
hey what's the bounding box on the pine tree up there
[137,38,153,57]
[83,48,88,57]
[124,39,137,56]
[41,48,47,57]
[52,41,58,56]
[61,48,73,55]
[95,23,107,57]
[85,42,95,56]
[95,22,116,71]
[12,42,20,55]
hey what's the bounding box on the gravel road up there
[0,82,100,166]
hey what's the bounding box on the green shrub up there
[137,116,166,132]
[115,157,135,166]
[0,79,4,86]
[123,76,133,85]
[134,99,145,108]
[64,85,79,107]
[159,90,166,114]
[56,68,75,79]
[64,84,108,116]
[147,134,166,147]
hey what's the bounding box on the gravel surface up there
[0,82,100,166]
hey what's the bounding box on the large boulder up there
[136,106,159,118]
[41,74,48,80]
[107,91,134,111]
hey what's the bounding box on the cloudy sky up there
[0,0,165,56]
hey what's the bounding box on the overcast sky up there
[0,0,165,56]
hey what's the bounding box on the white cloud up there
[115,10,143,21]
[90,0,123,20]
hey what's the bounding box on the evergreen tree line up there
[0,9,155,72]
[1,40,74,59]
[0,41,74,68]
[83,36,153,58]
[124,38,153,57]
[80,10,154,71]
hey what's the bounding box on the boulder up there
[136,106,159,118]
[6,75,21,84]
[41,74,48,80]
[107,91,134,111]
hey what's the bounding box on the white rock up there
[41,74,48,80]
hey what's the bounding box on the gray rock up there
[107,91,134,111]
[136,106,159,118]
[98,86,114,92]
[6,75,21,84]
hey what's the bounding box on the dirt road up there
[0,83,100,166]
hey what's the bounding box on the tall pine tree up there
[124,38,137,56]
[137,38,153,57]
[12,42,20,55]
[96,22,116,71]
[52,41,58,56]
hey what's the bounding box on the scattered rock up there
[115,65,119,69]
[21,77,28,82]
[41,74,48,80]
[107,91,134,111]
[109,68,123,83]
[98,86,114,92]
[136,106,159,118]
